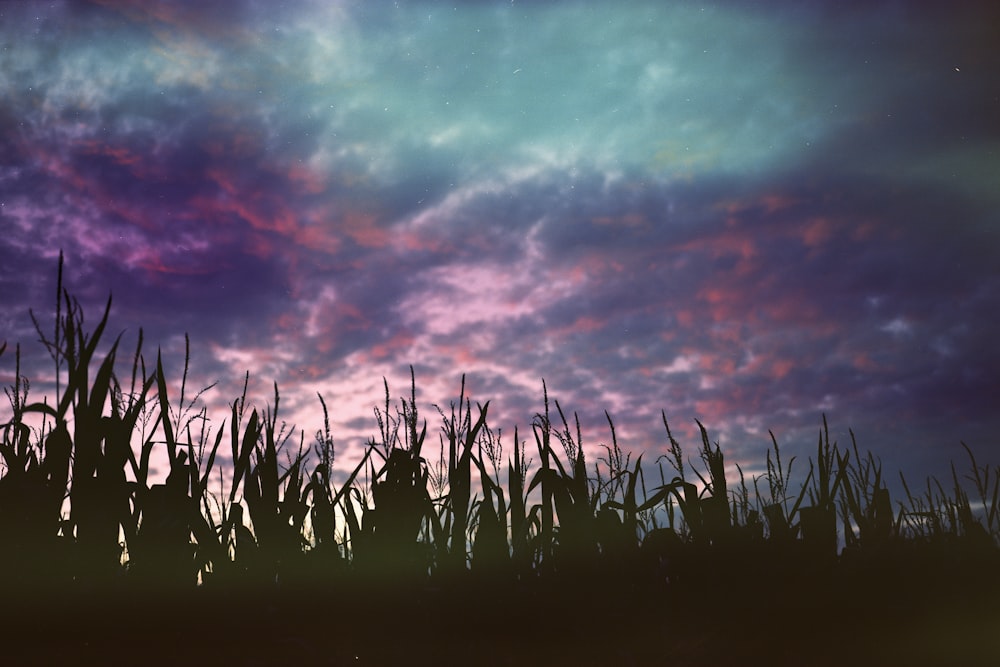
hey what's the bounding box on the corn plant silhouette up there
[0,253,998,665]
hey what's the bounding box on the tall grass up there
[1,254,998,665]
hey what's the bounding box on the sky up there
[1,0,998,492]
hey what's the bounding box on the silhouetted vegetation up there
[1,254,998,665]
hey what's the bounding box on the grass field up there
[1,255,997,665]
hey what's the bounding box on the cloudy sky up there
[1,0,998,488]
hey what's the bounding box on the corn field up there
[1,255,998,666]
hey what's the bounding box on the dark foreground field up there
[3,549,998,667]
[2,257,998,665]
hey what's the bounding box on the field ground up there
[2,561,997,667]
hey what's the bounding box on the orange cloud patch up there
[770,358,795,380]
[569,315,604,333]
[851,220,878,241]
[286,162,327,195]
[701,287,728,305]
[799,217,835,247]
[295,225,342,255]
[78,139,156,178]
[693,397,733,421]
[343,211,389,248]
[674,310,695,328]
[450,346,479,368]
[674,228,760,278]
[759,194,798,215]
[677,230,758,261]
[718,193,799,219]
[851,353,879,372]
[32,143,168,232]
[198,168,300,235]
[715,356,738,376]
[275,312,299,330]
[335,301,368,328]
[134,251,213,277]
[93,0,249,44]
[368,332,416,361]
[561,252,617,286]
[392,229,448,253]
[305,201,419,255]
[772,305,838,338]
[135,256,172,275]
